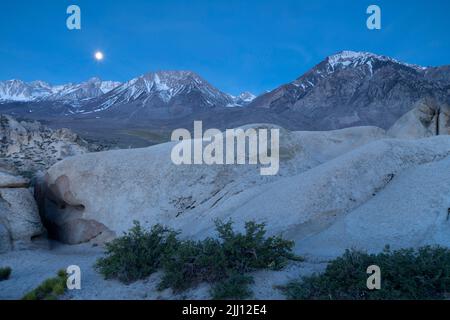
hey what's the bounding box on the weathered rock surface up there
[0,171,45,253]
[0,171,29,188]
[388,97,450,138]
[42,125,386,244]
[297,156,450,257]
[191,137,450,256]
[42,124,450,257]
[0,114,97,173]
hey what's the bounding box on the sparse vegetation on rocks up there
[282,246,450,300]
[95,220,300,299]
[22,270,68,300]
[210,273,254,300]
[94,222,179,283]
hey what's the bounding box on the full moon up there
[94,51,104,61]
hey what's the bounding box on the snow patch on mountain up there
[93,71,234,112]
[0,80,52,102]
[45,78,121,102]
[0,78,121,103]
[228,92,256,107]
[291,50,428,92]
[327,51,427,73]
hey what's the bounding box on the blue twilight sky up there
[0,0,449,95]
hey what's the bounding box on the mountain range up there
[249,51,450,130]
[1,50,449,147]
[0,77,121,103]
[0,72,255,114]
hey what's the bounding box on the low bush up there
[282,246,450,300]
[22,270,68,300]
[95,221,179,283]
[159,220,299,298]
[158,237,225,291]
[95,220,300,299]
[0,267,12,281]
[211,273,254,300]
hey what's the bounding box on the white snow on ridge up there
[100,81,122,94]
[290,50,428,94]
[0,80,51,102]
[227,91,256,107]
[327,50,427,72]
[0,51,431,109]
[95,71,236,112]
[0,78,121,102]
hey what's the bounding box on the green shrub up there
[158,237,225,291]
[211,273,254,300]
[158,220,299,299]
[216,220,300,271]
[22,270,68,300]
[95,219,299,299]
[0,267,12,281]
[95,221,179,283]
[282,246,450,300]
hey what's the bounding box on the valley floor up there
[0,242,326,300]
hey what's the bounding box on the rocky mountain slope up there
[0,72,254,120]
[0,78,120,103]
[0,80,54,102]
[45,78,121,106]
[79,71,240,119]
[249,51,450,130]
[230,91,257,107]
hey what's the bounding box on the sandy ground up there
[0,241,326,300]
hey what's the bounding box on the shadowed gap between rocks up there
[35,174,115,245]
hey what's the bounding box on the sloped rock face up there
[388,97,450,138]
[297,155,450,258]
[42,124,450,257]
[42,125,386,244]
[0,171,45,253]
[192,136,450,251]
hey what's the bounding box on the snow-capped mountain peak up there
[99,81,122,94]
[289,50,428,91]
[138,70,220,100]
[92,70,233,113]
[0,78,121,103]
[248,50,449,133]
[228,91,256,107]
[237,91,256,102]
[0,79,52,102]
[29,80,52,90]
[46,77,122,103]
[326,50,427,73]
